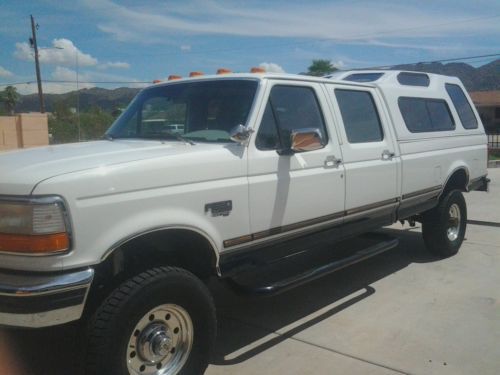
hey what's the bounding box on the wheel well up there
[443,168,468,196]
[85,229,218,318]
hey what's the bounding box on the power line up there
[43,80,151,84]
[0,52,498,88]
[0,80,150,87]
[0,81,36,87]
[427,53,500,64]
[357,52,500,70]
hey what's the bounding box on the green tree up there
[0,86,21,115]
[111,107,123,118]
[79,107,114,141]
[306,59,338,77]
[49,101,78,144]
[49,102,115,144]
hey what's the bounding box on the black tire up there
[422,189,467,257]
[85,266,216,375]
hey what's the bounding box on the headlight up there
[0,196,71,255]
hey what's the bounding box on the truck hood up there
[0,140,203,195]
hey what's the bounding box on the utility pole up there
[30,15,45,113]
[76,52,80,141]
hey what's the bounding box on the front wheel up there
[422,189,467,257]
[85,267,216,375]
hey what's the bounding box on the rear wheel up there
[422,190,467,257]
[85,266,216,375]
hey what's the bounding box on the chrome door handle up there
[325,155,342,168]
[382,150,395,160]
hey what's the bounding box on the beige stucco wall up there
[0,116,20,151]
[0,113,48,151]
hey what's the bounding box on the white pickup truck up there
[0,69,489,375]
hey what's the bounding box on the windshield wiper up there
[158,132,195,145]
[145,130,195,146]
[103,132,195,145]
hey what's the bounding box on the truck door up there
[244,81,345,247]
[327,85,399,234]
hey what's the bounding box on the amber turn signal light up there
[0,233,70,255]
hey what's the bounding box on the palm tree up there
[307,59,338,77]
[1,86,21,115]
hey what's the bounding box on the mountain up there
[14,59,500,113]
[391,59,500,91]
[17,86,140,113]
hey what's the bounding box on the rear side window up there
[445,83,478,129]
[397,72,430,87]
[335,89,384,143]
[398,97,455,132]
[343,73,384,82]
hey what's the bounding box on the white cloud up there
[43,66,95,94]
[259,62,285,73]
[14,38,98,67]
[12,66,148,95]
[82,0,500,48]
[331,60,345,69]
[99,61,131,69]
[16,81,91,95]
[51,66,91,82]
[0,65,13,77]
[180,45,191,52]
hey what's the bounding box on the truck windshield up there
[106,79,258,143]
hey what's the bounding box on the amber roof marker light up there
[250,67,266,73]
[168,75,182,81]
[189,71,204,77]
[217,68,232,75]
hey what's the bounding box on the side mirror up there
[230,124,254,145]
[289,128,325,153]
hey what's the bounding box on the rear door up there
[327,85,399,232]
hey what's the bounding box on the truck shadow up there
[0,226,439,374]
[209,226,439,366]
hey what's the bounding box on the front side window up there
[255,85,327,151]
[107,80,258,143]
[445,83,478,129]
[335,89,384,143]
[398,97,455,132]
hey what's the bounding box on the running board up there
[226,234,399,296]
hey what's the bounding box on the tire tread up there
[85,266,215,375]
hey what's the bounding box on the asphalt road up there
[1,169,499,375]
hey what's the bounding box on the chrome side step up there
[226,233,399,296]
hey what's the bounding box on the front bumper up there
[0,268,94,328]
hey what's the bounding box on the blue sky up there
[1,0,499,94]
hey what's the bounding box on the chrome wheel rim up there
[447,203,461,241]
[127,304,193,375]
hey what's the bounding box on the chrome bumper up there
[0,268,94,328]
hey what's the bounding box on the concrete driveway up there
[1,169,499,375]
